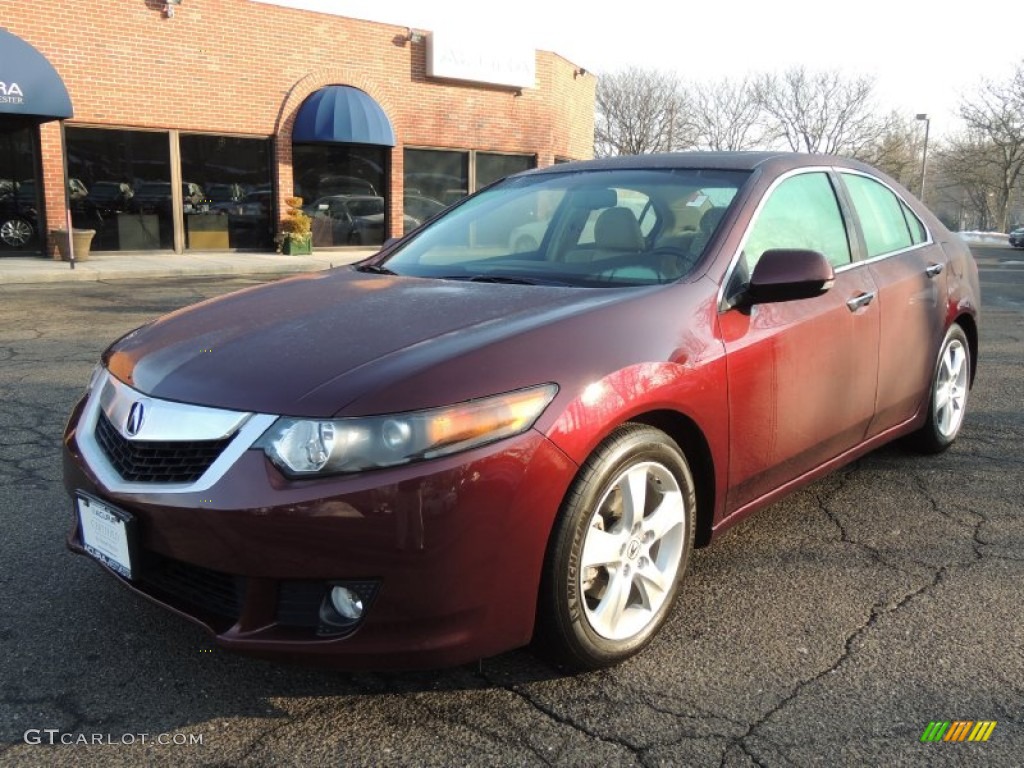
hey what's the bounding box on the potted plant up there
[278,196,312,255]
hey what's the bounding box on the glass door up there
[0,121,42,254]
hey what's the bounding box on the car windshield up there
[380,168,750,287]
[348,198,385,217]
[136,183,170,197]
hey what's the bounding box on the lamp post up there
[916,113,930,204]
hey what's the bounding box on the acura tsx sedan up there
[63,152,980,671]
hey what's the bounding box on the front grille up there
[275,581,327,628]
[141,551,246,621]
[95,411,233,483]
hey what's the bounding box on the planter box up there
[53,228,96,261]
[117,213,161,250]
[187,214,230,250]
[282,237,312,255]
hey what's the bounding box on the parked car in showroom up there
[131,181,206,214]
[1009,226,1024,248]
[63,152,979,671]
[305,194,418,246]
[2,179,95,246]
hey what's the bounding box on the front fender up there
[541,359,730,523]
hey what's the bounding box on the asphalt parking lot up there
[0,246,1021,766]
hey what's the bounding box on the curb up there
[0,250,375,286]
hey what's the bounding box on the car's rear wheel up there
[1,216,35,248]
[909,323,971,453]
[536,424,695,670]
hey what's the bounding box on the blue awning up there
[292,86,394,146]
[0,29,73,121]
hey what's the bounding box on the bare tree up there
[594,68,692,157]
[855,112,924,192]
[753,67,884,156]
[955,61,1024,231]
[933,133,1008,231]
[687,77,764,151]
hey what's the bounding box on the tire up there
[535,424,696,670]
[0,217,35,248]
[908,323,971,454]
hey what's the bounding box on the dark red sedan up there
[63,152,980,670]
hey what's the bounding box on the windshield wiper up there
[436,274,569,286]
[467,274,542,285]
[354,263,396,275]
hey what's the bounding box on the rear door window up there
[842,173,914,257]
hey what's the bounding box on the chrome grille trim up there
[77,369,278,493]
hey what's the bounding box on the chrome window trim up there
[717,165,838,312]
[77,369,278,494]
[833,242,932,273]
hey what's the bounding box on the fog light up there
[314,581,378,636]
[330,585,364,620]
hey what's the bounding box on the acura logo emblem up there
[125,401,145,437]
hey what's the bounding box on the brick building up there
[0,0,595,258]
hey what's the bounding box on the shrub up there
[280,196,312,244]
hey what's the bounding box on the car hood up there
[104,267,642,418]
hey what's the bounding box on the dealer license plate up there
[76,494,136,580]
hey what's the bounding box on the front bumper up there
[63,395,577,669]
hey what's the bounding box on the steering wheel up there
[644,246,695,279]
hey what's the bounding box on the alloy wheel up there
[1,218,33,248]
[580,461,686,641]
[934,337,968,439]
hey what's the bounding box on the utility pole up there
[916,113,931,204]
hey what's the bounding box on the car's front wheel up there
[909,323,971,453]
[536,424,695,670]
[0,216,35,248]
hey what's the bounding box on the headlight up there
[255,384,558,477]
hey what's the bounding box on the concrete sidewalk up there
[0,248,377,285]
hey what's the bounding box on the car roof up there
[522,151,877,176]
[315,194,381,202]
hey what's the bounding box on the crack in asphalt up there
[813,467,932,577]
[715,458,996,764]
[1,691,109,736]
[411,693,557,767]
[721,567,950,766]
[232,699,338,766]
[477,670,643,764]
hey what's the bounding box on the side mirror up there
[745,249,835,304]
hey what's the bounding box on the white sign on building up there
[426,31,536,90]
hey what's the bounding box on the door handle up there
[846,292,875,312]
[925,263,944,277]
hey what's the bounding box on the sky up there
[258,0,1021,137]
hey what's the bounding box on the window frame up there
[718,166,858,311]
[835,169,933,264]
[718,166,936,312]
